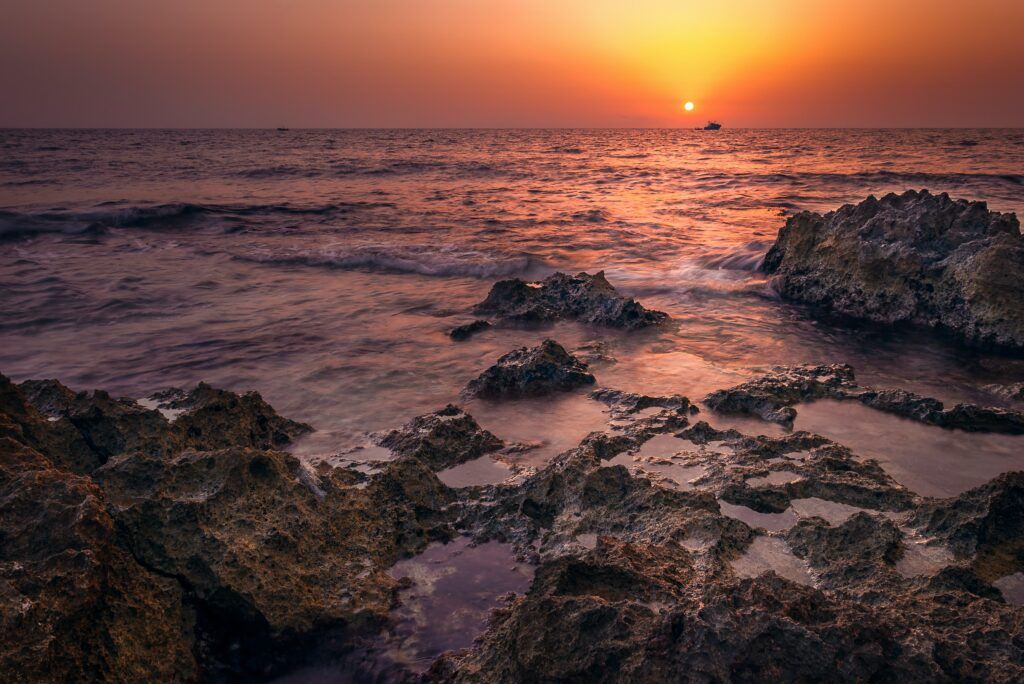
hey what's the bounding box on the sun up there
[684,101,695,112]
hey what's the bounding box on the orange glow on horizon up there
[1,0,1022,127]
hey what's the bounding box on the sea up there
[5,127,1024,678]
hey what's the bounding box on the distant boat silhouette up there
[703,121,722,130]
[276,127,289,131]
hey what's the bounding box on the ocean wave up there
[692,241,771,271]
[0,201,387,240]
[234,244,548,279]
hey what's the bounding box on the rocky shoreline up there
[4,193,1024,682]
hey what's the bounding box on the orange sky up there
[2,0,1022,127]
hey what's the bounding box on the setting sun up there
[684,101,695,112]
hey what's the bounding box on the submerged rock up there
[465,339,596,399]
[377,404,503,470]
[449,319,492,341]
[761,190,1024,349]
[473,271,668,329]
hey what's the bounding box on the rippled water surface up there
[2,128,1024,481]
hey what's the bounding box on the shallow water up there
[731,536,814,586]
[795,400,1024,498]
[276,538,532,681]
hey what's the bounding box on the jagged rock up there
[761,190,1024,349]
[15,378,313,471]
[94,446,455,678]
[703,364,855,425]
[449,319,492,341]
[786,514,904,587]
[153,381,313,450]
[0,439,196,682]
[473,271,668,329]
[0,375,99,473]
[589,388,692,416]
[377,404,503,470]
[911,471,1024,580]
[703,365,1024,433]
[852,387,1024,434]
[18,378,175,465]
[465,339,595,399]
[431,537,1011,682]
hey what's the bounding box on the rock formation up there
[473,271,668,329]
[465,339,596,399]
[761,190,1024,349]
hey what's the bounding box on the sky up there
[2,0,1023,128]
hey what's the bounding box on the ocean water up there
[2,128,1024,485]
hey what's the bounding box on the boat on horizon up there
[703,121,722,130]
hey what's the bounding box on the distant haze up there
[2,0,1023,128]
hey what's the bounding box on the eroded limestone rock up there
[762,190,1024,349]
[473,271,668,329]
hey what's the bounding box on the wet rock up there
[590,388,693,417]
[465,339,596,399]
[851,388,1024,434]
[16,378,313,470]
[1,375,100,473]
[153,381,313,450]
[0,439,196,682]
[762,189,1024,349]
[473,271,668,329]
[432,541,967,682]
[703,364,1024,434]
[703,364,855,425]
[786,513,904,587]
[19,378,176,464]
[449,319,492,341]
[911,471,1024,579]
[378,404,503,471]
[94,446,455,678]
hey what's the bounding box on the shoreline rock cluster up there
[5,353,1024,681]
[5,190,1024,681]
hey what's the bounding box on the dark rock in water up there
[465,339,596,399]
[0,439,197,682]
[473,270,668,329]
[449,319,492,341]
[377,404,503,470]
[848,387,1024,434]
[703,364,1024,434]
[589,387,693,416]
[703,364,855,426]
[761,189,1024,349]
[911,471,1024,579]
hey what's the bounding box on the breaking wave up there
[234,244,550,279]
